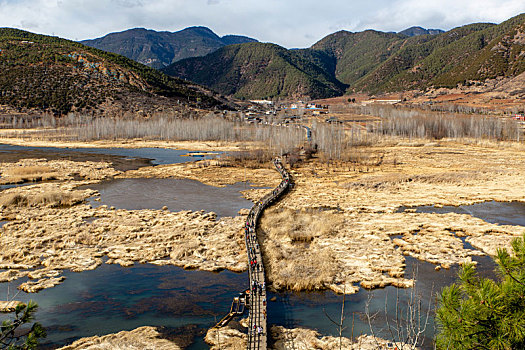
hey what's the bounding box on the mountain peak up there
[399,26,445,37]
[81,27,258,68]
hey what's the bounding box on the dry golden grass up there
[0,190,86,208]
[4,166,53,176]
[259,208,344,291]
[343,171,482,190]
[264,208,342,242]
[2,166,59,184]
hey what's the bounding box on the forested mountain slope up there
[82,27,257,69]
[0,28,231,116]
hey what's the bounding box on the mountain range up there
[161,14,525,99]
[398,26,445,37]
[81,27,257,69]
[2,14,525,116]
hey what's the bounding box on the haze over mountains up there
[81,27,258,69]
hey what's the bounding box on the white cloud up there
[0,0,524,48]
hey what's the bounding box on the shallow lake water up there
[0,264,247,349]
[0,144,217,166]
[82,178,258,218]
[398,201,525,227]
[0,255,496,349]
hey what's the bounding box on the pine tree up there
[436,233,525,349]
[0,301,46,349]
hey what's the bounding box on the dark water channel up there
[0,264,247,349]
[82,178,257,218]
[0,257,496,349]
[398,201,525,227]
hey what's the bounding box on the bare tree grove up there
[2,106,522,163]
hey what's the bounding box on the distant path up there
[244,158,292,350]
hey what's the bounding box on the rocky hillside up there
[163,13,525,99]
[163,42,347,100]
[0,28,232,116]
[81,27,257,69]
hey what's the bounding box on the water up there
[267,254,497,349]
[0,264,247,349]
[398,201,525,227]
[0,255,496,349]
[0,144,511,348]
[82,179,257,218]
[0,182,35,191]
[0,144,218,166]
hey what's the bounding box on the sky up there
[1,0,525,48]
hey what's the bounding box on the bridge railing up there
[244,158,292,350]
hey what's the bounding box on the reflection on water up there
[0,254,498,349]
[399,201,525,226]
[0,226,501,349]
[83,179,257,218]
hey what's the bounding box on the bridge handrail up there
[244,158,292,350]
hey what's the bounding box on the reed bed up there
[0,189,86,208]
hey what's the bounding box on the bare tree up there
[365,268,434,350]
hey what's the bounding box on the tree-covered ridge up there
[81,27,258,69]
[163,42,347,100]
[0,28,227,115]
[353,23,497,92]
[311,30,409,87]
[163,13,525,99]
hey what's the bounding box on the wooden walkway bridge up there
[214,158,292,350]
[245,158,291,350]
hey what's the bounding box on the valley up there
[1,8,525,350]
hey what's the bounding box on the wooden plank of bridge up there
[245,158,291,350]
